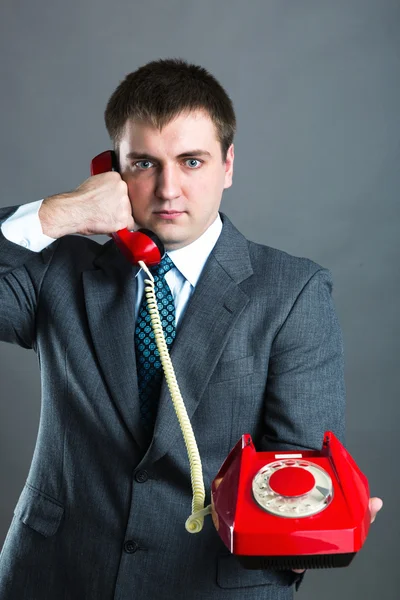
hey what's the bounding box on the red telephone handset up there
[90,150,164,266]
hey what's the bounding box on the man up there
[0,58,381,599]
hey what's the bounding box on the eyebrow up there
[126,149,212,161]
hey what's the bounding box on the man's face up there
[118,111,234,250]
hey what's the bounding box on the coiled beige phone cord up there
[139,261,212,533]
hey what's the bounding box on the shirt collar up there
[167,214,222,287]
[135,215,222,286]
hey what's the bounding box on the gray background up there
[0,0,398,598]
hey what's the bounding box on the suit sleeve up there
[0,205,58,349]
[261,268,346,452]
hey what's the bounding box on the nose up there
[155,164,182,202]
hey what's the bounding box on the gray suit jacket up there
[0,207,345,600]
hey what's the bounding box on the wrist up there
[39,193,82,238]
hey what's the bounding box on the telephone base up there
[237,552,356,570]
[212,432,370,566]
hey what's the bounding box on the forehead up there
[119,111,220,155]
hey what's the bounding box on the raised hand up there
[39,172,135,239]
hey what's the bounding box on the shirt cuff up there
[1,199,57,252]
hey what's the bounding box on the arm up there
[0,171,133,348]
[0,204,58,347]
[38,172,134,238]
[261,268,345,453]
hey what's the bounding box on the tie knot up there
[150,254,174,279]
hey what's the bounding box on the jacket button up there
[124,540,138,554]
[135,469,149,483]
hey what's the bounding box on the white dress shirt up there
[1,200,223,325]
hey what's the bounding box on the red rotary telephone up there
[211,431,371,569]
[90,150,164,266]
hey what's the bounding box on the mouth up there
[153,210,185,220]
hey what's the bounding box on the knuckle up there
[118,179,127,193]
[100,171,119,184]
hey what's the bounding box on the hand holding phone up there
[39,170,134,239]
[39,150,163,266]
[91,150,164,265]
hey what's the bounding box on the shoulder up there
[245,241,335,317]
[219,213,331,292]
[248,239,328,283]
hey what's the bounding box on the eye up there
[185,159,202,169]
[135,160,154,170]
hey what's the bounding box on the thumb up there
[369,497,383,522]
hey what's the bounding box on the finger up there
[292,569,306,574]
[369,497,383,523]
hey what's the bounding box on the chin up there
[160,233,190,251]
[162,238,187,251]
[151,225,183,246]
[138,217,192,250]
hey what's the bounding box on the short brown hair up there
[104,58,236,160]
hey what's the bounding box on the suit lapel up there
[80,216,253,460]
[82,241,148,450]
[148,215,254,464]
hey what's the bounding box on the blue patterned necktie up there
[135,254,176,440]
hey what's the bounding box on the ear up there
[223,144,234,190]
